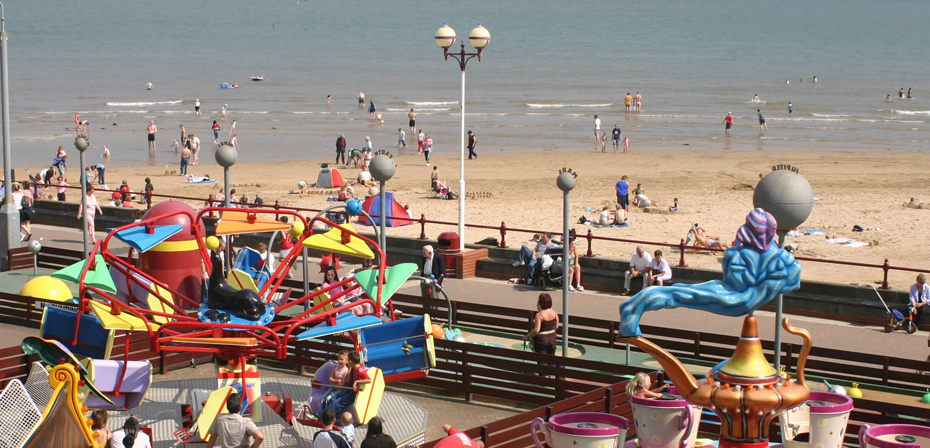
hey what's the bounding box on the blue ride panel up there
[359,317,429,376]
[41,305,114,359]
[111,224,183,253]
[294,313,382,341]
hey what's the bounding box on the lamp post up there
[74,131,90,258]
[556,168,577,358]
[369,151,396,252]
[0,2,16,270]
[215,143,237,271]
[434,23,490,251]
[753,165,814,371]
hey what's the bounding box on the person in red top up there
[723,112,733,135]
[434,425,485,448]
[321,351,370,413]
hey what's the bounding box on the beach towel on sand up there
[183,175,217,184]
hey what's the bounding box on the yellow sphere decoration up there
[20,276,73,303]
[205,236,220,251]
[289,220,306,238]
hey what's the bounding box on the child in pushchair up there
[532,246,566,289]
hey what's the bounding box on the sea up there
[4,0,930,168]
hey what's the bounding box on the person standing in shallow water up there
[723,112,733,135]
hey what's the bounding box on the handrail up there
[27,182,929,290]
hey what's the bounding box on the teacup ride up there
[628,386,702,448]
[779,391,854,448]
[532,412,630,448]
[860,424,930,448]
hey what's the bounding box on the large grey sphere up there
[28,240,42,255]
[74,137,89,152]
[369,154,396,182]
[215,144,238,168]
[753,170,815,231]
[556,171,577,192]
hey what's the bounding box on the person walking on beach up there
[229,119,237,137]
[147,120,158,151]
[622,136,630,153]
[189,134,201,165]
[757,109,768,131]
[212,120,221,143]
[635,92,643,113]
[723,112,733,135]
[194,99,201,116]
[611,124,622,152]
[417,129,425,155]
[593,115,601,139]
[368,100,376,119]
[408,108,417,136]
[179,124,187,150]
[335,134,347,166]
[624,93,633,113]
[397,128,406,147]
[467,130,478,159]
[616,175,629,210]
[221,104,228,120]
[102,145,110,162]
[787,102,793,114]
[424,134,433,166]
[180,144,191,175]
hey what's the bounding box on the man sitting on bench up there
[513,233,560,285]
[624,245,652,294]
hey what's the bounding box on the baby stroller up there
[533,246,566,289]
[870,284,918,334]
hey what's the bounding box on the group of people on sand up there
[593,116,630,153]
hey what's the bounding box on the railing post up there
[677,238,688,267]
[585,229,594,257]
[604,388,612,413]
[418,214,428,240]
[499,221,509,248]
[480,426,491,448]
[880,258,890,289]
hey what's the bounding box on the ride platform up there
[104,376,428,448]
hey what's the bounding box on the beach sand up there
[33,148,930,290]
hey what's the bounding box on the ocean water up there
[4,0,929,167]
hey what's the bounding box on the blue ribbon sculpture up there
[619,208,801,337]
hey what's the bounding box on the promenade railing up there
[27,182,926,289]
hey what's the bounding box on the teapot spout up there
[620,336,698,397]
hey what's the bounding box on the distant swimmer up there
[752,94,761,103]
[408,108,417,136]
[145,82,153,90]
[757,109,768,131]
[327,95,332,105]
[624,93,633,113]
[813,76,818,83]
[635,92,643,113]
[195,99,201,117]
[147,120,158,152]
[785,79,790,85]
[907,88,913,99]
[787,102,793,114]
[358,91,365,106]
[886,94,893,103]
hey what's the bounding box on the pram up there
[869,284,918,334]
[532,246,567,289]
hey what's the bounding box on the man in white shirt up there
[909,274,930,329]
[624,245,652,293]
[311,409,350,448]
[593,115,601,139]
[207,393,264,448]
[648,249,672,286]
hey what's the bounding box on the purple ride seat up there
[83,360,152,410]
[309,362,358,420]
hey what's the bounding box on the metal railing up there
[25,182,926,289]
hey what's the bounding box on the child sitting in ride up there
[626,372,668,399]
[322,266,374,316]
[321,351,371,414]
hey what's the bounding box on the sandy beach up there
[28,148,930,291]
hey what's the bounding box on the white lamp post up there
[0,3,17,269]
[435,23,490,251]
[556,168,577,357]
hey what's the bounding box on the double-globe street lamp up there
[434,23,490,251]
